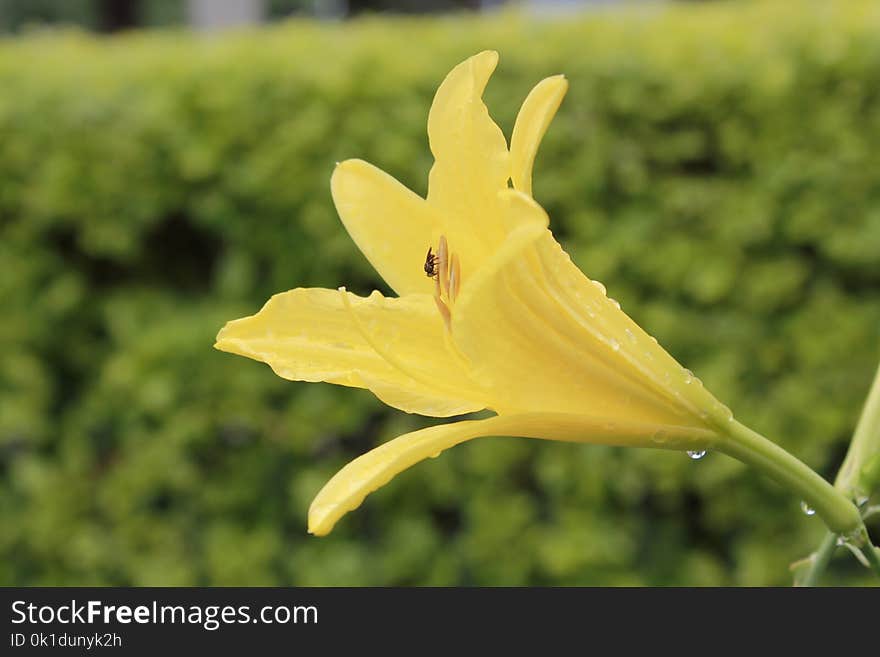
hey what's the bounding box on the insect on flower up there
[423,246,440,277]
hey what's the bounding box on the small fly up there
[424,246,440,278]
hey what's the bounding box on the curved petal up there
[510,75,568,196]
[426,50,510,273]
[532,235,733,425]
[331,159,441,297]
[451,190,704,426]
[215,287,486,417]
[308,412,718,535]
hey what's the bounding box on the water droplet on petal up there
[429,451,442,459]
[713,402,734,422]
[686,450,707,460]
[624,328,636,343]
[651,430,668,445]
[609,338,620,351]
[800,501,816,516]
[592,280,607,296]
[609,298,621,310]
[683,369,694,384]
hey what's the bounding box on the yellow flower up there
[215,51,734,536]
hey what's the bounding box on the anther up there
[424,234,460,332]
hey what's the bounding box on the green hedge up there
[2,0,880,585]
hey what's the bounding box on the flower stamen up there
[448,252,460,302]
[433,295,452,331]
[437,235,449,299]
[428,235,462,331]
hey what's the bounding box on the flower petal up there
[215,287,486,417]
[532,235,733,425]
[452,190,704,426]
[331,159,441,296]
[426,50,511,271]
[308,412,718,535]
[510,75,568,196]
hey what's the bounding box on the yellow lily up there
[215,51,862,538]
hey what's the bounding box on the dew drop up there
[651,430,668,445]
[429,451,442,459]
[800,501,816,516]
[609,338,620,351]
[624,328,636,344]
[686,450,707,460]
[649,336,658,344]
[683,369,694,384]
[609,298,621,310]
[713,402,734,422]
[592,280,607,296]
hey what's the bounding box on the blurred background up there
[1,0,879,586]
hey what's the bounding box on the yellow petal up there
[331,159,441,297]
[215,287,486,417]
[452,190,703,426]
[532,235,733,425]
[510,75,568,196]
[426,50,510,273]
[308,412,718,535]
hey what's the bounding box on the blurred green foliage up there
[0,0,187,33]
[2,0,880,586]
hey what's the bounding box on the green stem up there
[798,531,836,587]
[835,360,880,497]
[713,419,862,535]
[795,359,880,586]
